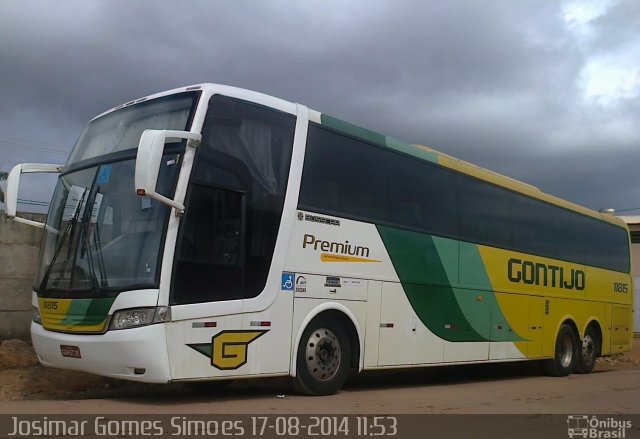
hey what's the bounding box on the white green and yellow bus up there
[6,84,633,395]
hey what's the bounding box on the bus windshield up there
[36,155,180,296]
[35,91,201,296]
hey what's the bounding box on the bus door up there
[166,183,249,379]
[164,94,298,380]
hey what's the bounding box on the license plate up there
[60,345,81,358]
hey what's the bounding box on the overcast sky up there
[1,0,638,214]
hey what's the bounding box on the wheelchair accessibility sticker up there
[281,272,294,291]
[97,165,112,184]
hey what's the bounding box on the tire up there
[574,326,599,374]
[294,317,351,396]
[543,324,577,377]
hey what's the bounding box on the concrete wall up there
[0,213,45,340]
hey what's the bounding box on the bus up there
[5,84,633,395]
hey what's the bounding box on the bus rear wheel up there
[294,318,351,396]
[543,324,577,377]
[574,326,599,374]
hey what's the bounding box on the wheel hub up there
[582,335,595,364]
[305,328,341,381]
[560,333,574,368]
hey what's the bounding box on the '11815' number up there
[613,282,628,293]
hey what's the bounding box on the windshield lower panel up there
[36,153,181,297]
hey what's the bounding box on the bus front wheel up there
[543,324,577,377]
[294,317,351,396]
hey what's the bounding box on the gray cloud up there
[1,0,638,213]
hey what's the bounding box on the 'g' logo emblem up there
[188,330,268,370]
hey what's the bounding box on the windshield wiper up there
[81,192,107,292]
[40,190,86,291]
[92,220,108,287]
[82,221,101,293]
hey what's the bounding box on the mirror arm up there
[5,163,63,228]
[136,189,185,215]
[135,130,201,215]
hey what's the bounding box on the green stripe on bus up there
[320,114,386,145]
[377,226,485,342]
[188,343,212,357]
[458,242,523,341]
[320,114,439,164]
[60,298,114,326]
[378,226,523,342]
[385,137,439,163]
[82,297,116,325]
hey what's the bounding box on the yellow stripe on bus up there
[321,253,381,263]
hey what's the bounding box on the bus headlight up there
[109,306,171,331]
[33,306,42,325]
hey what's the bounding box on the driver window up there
[171,184,244,304]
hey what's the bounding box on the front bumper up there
[31,321,172,383]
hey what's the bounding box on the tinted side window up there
[298,123,629,273]
[299,125,388,222]
[387,154,458,236]
[510,193,630,271]
[172,185,244,304]
[584,218,629,272]
[510,193,631,271]
[551,205,586,265]
[458,175,511,247]
[511,195,559,259]
[171,96,295,305]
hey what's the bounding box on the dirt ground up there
[1,337,638,402]
[0,339,194,401]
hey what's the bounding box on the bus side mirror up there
[135,129,201,214]
[5,163,63,228]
